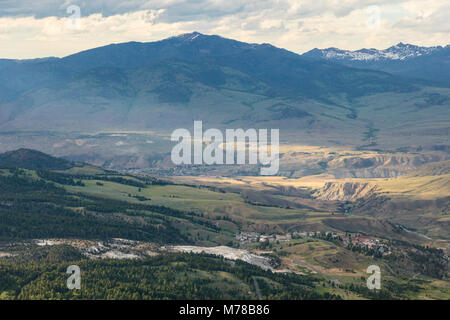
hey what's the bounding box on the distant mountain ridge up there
[0,32,421,132]
[304,43,446,61]
[303,43,450,85]
[0,33,448,154]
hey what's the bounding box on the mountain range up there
[303,43,450,85]
[0,32,448,154]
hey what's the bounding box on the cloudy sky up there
[0,0,448,59]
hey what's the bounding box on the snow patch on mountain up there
[172,31,205,42]
[317,43,445,61]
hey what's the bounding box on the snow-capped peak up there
[173,32,204,41]
[314,43,445,61]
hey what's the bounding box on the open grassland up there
[276,240,374,276]
[253,238,450,300]
[374,174,450,199]
[167,167,449,240]
[66,180,333,224]
[59,158,449,242]
[172,172,449,201]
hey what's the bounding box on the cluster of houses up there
[235,231,390,254]
[304,231,391,255]
[342,234,390,254]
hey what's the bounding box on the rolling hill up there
[0,33,448,176]
[0,148,75,170]
[0,32,423,133]
[0,148,448,300]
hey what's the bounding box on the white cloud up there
[395,0,450,33]
[0,0,448,59]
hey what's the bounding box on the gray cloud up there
[0,0,407,20]
[0,0,146,18]
[0,0,257,19]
